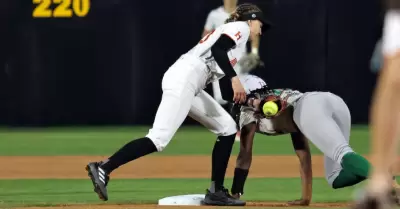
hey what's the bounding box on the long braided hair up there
[225,3,263,23]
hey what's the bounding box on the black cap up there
[239,12,272,32]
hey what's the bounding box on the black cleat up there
[201,188,246,206]
[86,162,109,201]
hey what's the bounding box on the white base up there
[158,194,205,206]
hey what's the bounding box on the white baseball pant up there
[146,55,237,151]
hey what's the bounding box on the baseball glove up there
[238,53,264,73]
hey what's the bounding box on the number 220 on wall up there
[33,0,90,18]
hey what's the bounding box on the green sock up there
[332,169,367,189]
[340,152,371,178]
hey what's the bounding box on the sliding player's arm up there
[288,132,312,206]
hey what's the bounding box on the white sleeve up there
[204,12,215,31]
[238,74,267,94]
[222,22,250,47]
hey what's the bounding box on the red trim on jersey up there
[230,58,237,66]
[200,29,216,43]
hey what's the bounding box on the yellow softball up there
[262,101,279,116]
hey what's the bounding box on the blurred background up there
[0,0,383,126]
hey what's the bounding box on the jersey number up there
[32,0,90,18]
[199,30,215,43]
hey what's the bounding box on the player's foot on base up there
[86,162,109,201]
[352,189,396,209]
[201,188,246,206]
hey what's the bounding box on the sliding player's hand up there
[287,199,310,206]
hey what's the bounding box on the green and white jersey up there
[238,75,302,135]
[267,88,303,108]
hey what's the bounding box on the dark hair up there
[387,0,400,9]
[224,3,263,23]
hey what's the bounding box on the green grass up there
[0,125,370,156]
[0,125,372,208]
[0,178,362,207]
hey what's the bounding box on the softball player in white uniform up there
[203,0,263,142]
[229,75,372,205]
[85,4,270,206]
[203,0,262,79]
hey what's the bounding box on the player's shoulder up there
[219,22,250,44]
[223,21,250,32]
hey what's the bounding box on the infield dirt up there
[4,155,390,208]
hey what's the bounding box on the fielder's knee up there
[218,117,238,136]
[145,129,173,152]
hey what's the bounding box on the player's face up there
[248,20,262,36]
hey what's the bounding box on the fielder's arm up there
[288,132,312,206]
[202,29,212,38]
[231,122,257,198]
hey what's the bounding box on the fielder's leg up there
[293,93,370,188]
[189,90,244,206]
[86,62,202,201]
[369,6,400,193]
[353,2,400,208]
